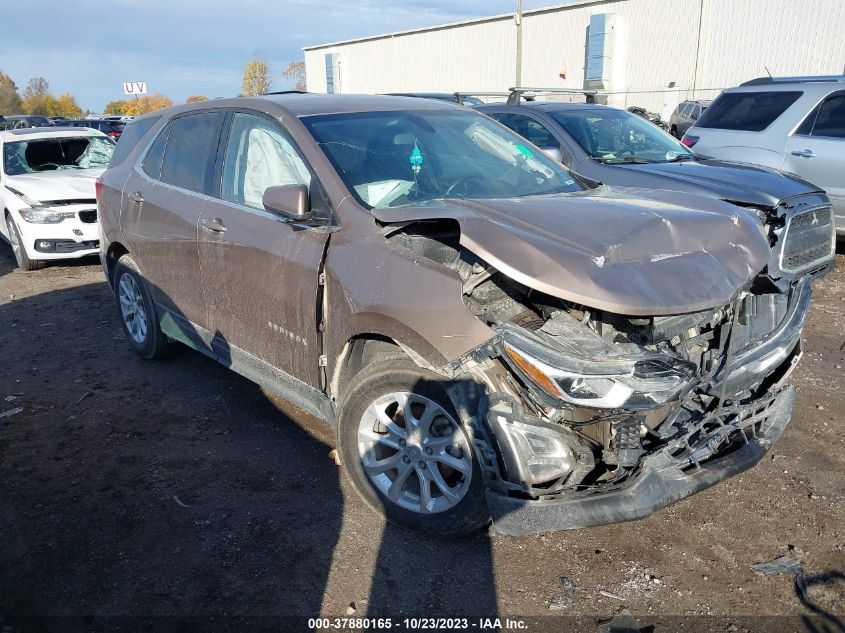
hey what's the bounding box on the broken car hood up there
[617,159,822,207]
[5,169,102,203]
[374,187,771,316]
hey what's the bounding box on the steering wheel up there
[445,174,485,198]
[39,162,61,170]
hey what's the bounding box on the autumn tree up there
[121,93,174,116]
[0,71,22,114]
[185,95,209,103]
[21,76,50,114]
[241,59,271,96]
[282,61,306,92]
[53,93,83,118]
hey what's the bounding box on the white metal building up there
[303,0,845,118]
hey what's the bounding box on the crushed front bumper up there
[486,386,795,536]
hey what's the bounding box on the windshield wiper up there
[593,156,654,164]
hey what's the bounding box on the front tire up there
[336,358,489,536]
[113,255,170,359]
[5,213,43,271]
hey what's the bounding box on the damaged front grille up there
[770,196,835,277]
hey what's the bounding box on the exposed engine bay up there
[385,210,825,511]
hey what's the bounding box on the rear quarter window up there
[696,91,802,132]
[108,116,160,168]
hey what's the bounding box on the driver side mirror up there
[263,184,310,220]
[541,147,563,163]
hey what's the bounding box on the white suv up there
[0,127,114,270]
[684,76,845,236]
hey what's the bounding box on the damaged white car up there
[1,127,114,270]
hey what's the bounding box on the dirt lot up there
[0,247,843,633]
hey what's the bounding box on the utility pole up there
[692,0,704,96]
[515,0,523,87]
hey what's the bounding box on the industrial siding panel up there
[304,0,845,116]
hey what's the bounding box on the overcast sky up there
[1,1,569,112]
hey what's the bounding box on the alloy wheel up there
[118,272,148,344]
[357,392,473,514]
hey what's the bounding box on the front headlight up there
[18,207,76,224]
[503,343,695,410]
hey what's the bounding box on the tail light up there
[95,177,104,201]
[108,131,121,140]
[681,135,699,148]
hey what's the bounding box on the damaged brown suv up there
[97,95,836,536]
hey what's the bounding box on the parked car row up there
[0,115,131,134]
[682,76,844,236]
[0,83,837,537]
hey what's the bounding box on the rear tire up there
[113,255,170,359]
[5,213,43,271]
[336,358,489,536]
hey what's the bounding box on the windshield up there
[302,110,582,209]
[548,109,693,164]
[3,136,115,175]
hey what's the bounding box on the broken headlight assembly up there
[503,342,696,410]
[6,187,73,224]
[18,207,76,224]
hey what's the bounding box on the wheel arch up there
[104,241,130,288]
[330,333,444,400]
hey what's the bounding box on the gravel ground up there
[0,247,842,633]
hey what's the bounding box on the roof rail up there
[740,75,845,86]
[260,90,308,96]
[453,91,511,105]
[507,87,600,105]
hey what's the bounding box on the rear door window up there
[159,111,225,194]
[109,116,160,167]
[490,113,560,149]
[696,91,802,131]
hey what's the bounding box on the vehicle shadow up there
[0,273,501,630]
[795,571,845,633]
[0,245,16,277]
[0,279,343,631]
[0,247,100,279]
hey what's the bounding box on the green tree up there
[103,100,126,115]
[21,76,50,114]
[241,59,271,96]
[282,60,306,92]
[0,71,22,114]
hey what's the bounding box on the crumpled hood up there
[5,169,102,203]
[619,159,822,207]
[374,186,771,316]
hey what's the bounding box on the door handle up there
[201,217,227,233]
[791,149,816,158]
[128,191,144,203]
